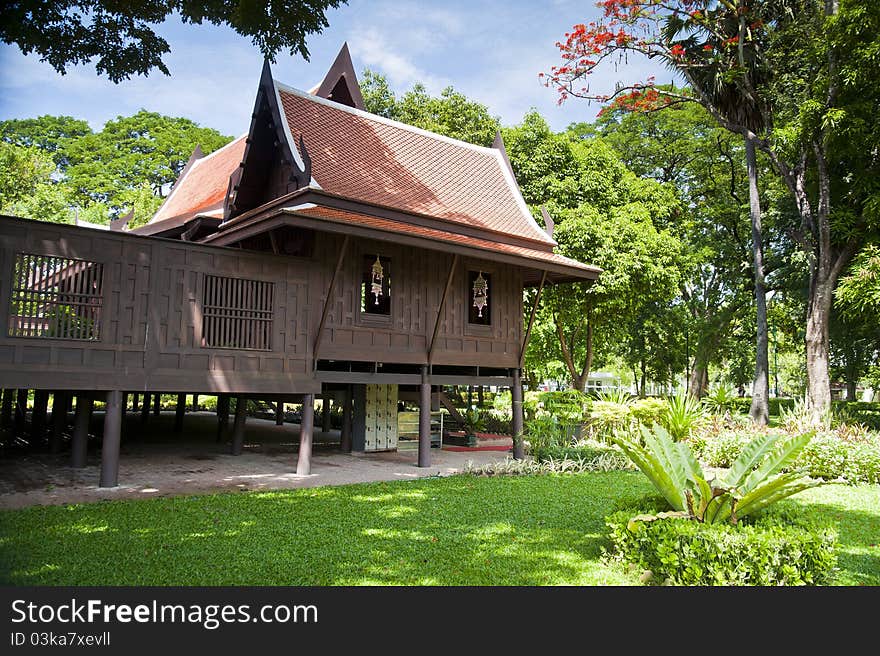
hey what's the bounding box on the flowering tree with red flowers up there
[546,0,775,423]
[546,0,878,420]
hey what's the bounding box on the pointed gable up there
[147,136,246,227]
[312,43,365,110]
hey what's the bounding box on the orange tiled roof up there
[149,135,246,224]
[285,205,598,275]
[276,84,555,248]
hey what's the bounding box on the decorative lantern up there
[371,255,384,305]
[472,271,488,317]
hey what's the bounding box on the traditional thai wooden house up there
[0,45,599,487]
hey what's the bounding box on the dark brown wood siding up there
[0,216,523,393]
[311,232,522,367]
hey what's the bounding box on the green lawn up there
[1,472,877,585]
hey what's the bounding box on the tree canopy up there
[0,111,231,227]
[0,0,347,82]
[361,70,500,147]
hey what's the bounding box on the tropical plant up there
[524,415,566,451]
[702,384,737,416]
[611,424,825,524]
[662,392,705,441]
[594,388,633,406]
[461,408,486,436]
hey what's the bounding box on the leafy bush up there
[661,393,705,441]
[793,432,880,484]
[463,453,628,476]
[525,415,567,451]
[461,408,486,435]
[611,425,825,524]
[589,400,632,440]
[729,397,796,416]
[699,432,750,468]
[846,441,880,484]
[605,506,838,585]
[482,410,512,436]
[531,440,633,471]
[702,384,738,415]
[630,397,667,427]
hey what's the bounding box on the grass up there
[0,473,877,586]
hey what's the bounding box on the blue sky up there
[0,0,669,137]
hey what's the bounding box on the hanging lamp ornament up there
[371,255,384,305]
[472,271,488,317]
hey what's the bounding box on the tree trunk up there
[555,312,593,392]
[845,378,857,402]
[806,280,833,415]
[745,136,769,425]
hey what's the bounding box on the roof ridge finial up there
[540,206,555,239]
[492,130,515,178]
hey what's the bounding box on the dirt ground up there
[0,411,513,509]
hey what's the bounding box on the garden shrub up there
[792,432,880,484]
[605,506,838,586]
[630,397,667,427]
[589,400,632,439]
[845,441,880,484]
[729,397,796,416]
[531,440,632,470]
[700,431,750,468]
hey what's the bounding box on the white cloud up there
[348,28,451,94]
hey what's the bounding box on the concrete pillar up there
[340,386,353,453]
[192,394,199,412]
[418,366,432,468]
[71,394,93,468]
[216,394,230,442]
[478,385,484,407]
[322,398,331,434]
[99,390,123,487]
[296,394,315,475]
[132,393,140,412]
[231,397,247,456]
[467,385,473,409]
[140,393,150,423]
[276,399,284,426]
[50,391,69,453]
[174,393,186,433]
[14,389,27,439]
[152,393,161,417]
[512,369,524,460]
[30,390,49,446]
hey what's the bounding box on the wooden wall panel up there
[0,215,526,394]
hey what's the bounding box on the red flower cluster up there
[607,87,674,113]
[670,44,686,57]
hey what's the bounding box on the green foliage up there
[606,507,838,586]
[702,385,737,415]
[531,440,633,472]
[837,245,880,324]
[0,0,346,82]
[1,111,231,226]
[63,110,231,222]
[460,408,486,436]
[630,397,668,427]
[611,424,825,524]
[792,433,880,485]
[699,432,750,469]
[661,393,705,442]
[525,415,567,451]
[589,401,632,440]
[0,141,70,222]
[361,71,500,147]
